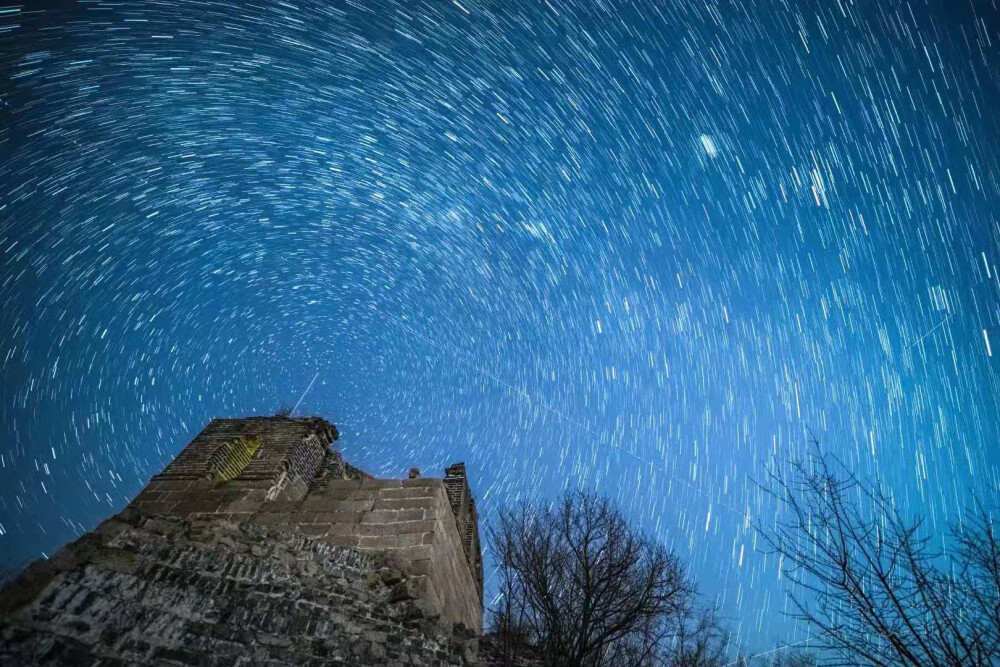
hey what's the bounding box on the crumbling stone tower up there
[0,416,484,666]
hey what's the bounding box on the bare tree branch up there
[755,449,1000,666]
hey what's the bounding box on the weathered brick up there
[394,520,436,534]
[357,535,399,550]
[377,487,437,500]
[327,500,375,513]
[325,523,357,537]
[299,496,334,511]
[373,497,438,512]
[323,534,361,548]
[409,559,433,576]
[389,544,433,562]
[360,478,402,489]
[359,509,393,524]
[320,480,364,493]
[326,510,366,524]
[241,488,269,503]
[217,501,264,514]
[397,533,431,548]
[250,512,293,527]
[360,509,426,525]
[172,500,224,516]
[131,501,177,515]
[263,500,301,513]
[400,478,441,488]
[356,523,396,537]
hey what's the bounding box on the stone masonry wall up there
[0,415,485,665]
[0,510,476,666]
[121,416,482,633]
[283,477,484,634]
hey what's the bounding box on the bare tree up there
[756,451,1000,666]
[729,649,817,667]
[488,490,729,667]
[753,650,819,666]
[489,531,535,667]
[667,608,731,667]
[769,652,818,666]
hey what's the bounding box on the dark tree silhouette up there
[668,608,730,667]
[757,451,1000,666]
[760,651,819,666]
[488,490,729,667]
[731,645,818,666]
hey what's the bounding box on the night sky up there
[2,0,1000,656]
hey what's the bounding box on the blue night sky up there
[2,0,999,656]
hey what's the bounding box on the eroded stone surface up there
[0,416,483,666]
[0,512,476,666]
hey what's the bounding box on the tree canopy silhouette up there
[488,490,729,667]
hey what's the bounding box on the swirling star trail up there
[2,0,999,652]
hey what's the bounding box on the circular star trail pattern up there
[2,0,999,653]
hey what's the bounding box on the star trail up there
[2,0,999,654]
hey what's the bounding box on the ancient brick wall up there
[0,415,485,664]
[0,510,477,666]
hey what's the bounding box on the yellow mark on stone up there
[210,436,262,482]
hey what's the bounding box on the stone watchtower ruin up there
[0,416,485,666]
